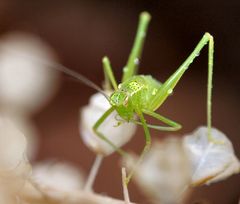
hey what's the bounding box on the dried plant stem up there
[122,167,131,204]
[84,154,103,191]
[21,180,136,204]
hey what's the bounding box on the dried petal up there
[0,117,27,170]
[0,112,39,161]
[124,137,191,204]
[32,161,85,192]
[0,117,31,197]
[183,126,240,186]
[0,187,17,204]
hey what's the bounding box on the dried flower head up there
[32,161,84,192]
[183,126,240,186]
[80,92,136,156]
[124,137,191,204]
[0,117,31,202]
[0,32,59,115]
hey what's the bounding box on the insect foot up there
[80,92,137,156]
[183,126,240,186]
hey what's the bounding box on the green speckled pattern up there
[110,75,161,120]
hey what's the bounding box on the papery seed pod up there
[0,187,17,204]
[183,126,240,186]
[0,117,28,171]
[123,137,191,204]
[1,112,39,161]
[32,161,85,193]
[0,32,59,115]
[0,117,31,195]
[80,92,137,156]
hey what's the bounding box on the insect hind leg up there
[149,33,215,141]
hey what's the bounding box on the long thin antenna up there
[4,48,109,99]
[46,61,108,98]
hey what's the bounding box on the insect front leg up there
[93,107,128,156]
[149,33,214,141]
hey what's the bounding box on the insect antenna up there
[4,48,109,99]
[44,62,109,99]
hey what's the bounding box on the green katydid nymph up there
[42,11,215,184]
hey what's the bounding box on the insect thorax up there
[109,75,161,120]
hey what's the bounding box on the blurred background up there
[0,0,239,203]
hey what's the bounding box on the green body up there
[47,12,216,188]
[110,75,161,121]
[93,12,215,185]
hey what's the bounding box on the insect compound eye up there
[110,91,127,107]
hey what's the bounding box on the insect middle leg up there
[93,106,128,156]
[125,110,151,185]
[125,110,181,184]
[133,109,182,131]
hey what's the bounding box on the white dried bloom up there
[80,92,137,156]
[0,32,59,115]
[0,187,17,204]
[183,126,240,186]
[124,137,191,204]
[0,112,39,161]
[0,117,28,171]
[20,182,136,204]
[0,117,31,199]
[32,161,84,193]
